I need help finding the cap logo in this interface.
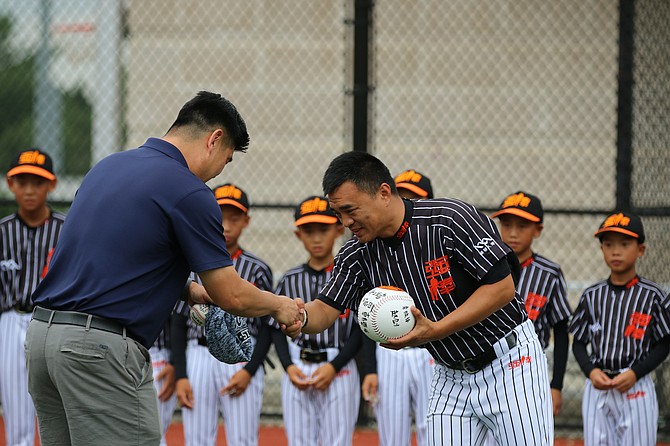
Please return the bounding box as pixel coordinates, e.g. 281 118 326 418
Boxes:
503 193 531 209
603 213 630 228
300 197 328 216
215 185 242 200
18 150 46 166
395 170 422 183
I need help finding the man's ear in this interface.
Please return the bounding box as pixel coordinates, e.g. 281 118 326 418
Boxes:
378 182 393 201
207 129 225 150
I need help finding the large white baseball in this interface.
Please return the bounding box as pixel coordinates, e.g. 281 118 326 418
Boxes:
357 286 416 342
189 304 209 326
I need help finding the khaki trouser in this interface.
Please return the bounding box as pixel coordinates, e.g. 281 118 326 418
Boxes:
25 317 160 446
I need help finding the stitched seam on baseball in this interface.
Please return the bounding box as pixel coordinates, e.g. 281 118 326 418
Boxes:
370 294 413 340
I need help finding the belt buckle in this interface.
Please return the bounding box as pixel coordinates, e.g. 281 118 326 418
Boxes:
462 358 479 374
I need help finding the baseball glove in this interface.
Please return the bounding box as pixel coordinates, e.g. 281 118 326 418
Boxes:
204 306 253 363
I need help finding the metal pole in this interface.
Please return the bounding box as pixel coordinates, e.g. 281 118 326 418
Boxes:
616 0 635 211
352 0 372 152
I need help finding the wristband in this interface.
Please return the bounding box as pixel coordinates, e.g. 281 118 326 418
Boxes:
302 308 308 329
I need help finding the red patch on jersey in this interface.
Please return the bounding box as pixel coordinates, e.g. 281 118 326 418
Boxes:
624 312 652 340
339 308 351 319
525 293 548 321
424 255 455 301
336 369 351 377
508 356 532 370
41 248 55 279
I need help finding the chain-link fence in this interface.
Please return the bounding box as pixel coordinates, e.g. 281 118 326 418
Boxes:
0 0 668 438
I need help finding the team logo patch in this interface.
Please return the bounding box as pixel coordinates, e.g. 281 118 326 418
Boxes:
423 255 455 301
508 356 532 370
624 312 651 340
0 259 20 271
474 238 495 254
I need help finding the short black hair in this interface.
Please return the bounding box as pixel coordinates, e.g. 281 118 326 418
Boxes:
168 91 250 152
322 152 397 196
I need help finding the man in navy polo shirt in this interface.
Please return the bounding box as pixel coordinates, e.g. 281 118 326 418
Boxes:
24 91 303 445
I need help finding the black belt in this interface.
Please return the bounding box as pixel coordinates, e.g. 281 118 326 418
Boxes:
601 368 620 379
300 348 328 363
445 330 518 374
13 302 35 314
197 336 208 347
32 306 127 337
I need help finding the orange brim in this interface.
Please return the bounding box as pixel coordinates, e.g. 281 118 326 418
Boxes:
396 183 428 197
594 227 640 239
294 215 339 226
491 208 540 223
7 166 56 181
217 199 248 213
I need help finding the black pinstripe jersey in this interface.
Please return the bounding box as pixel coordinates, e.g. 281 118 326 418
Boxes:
569 276 670 371
319 198 527 365
174 248 273 341
275 263 357 350
518 254 571 349
152 323 170 350
0 211 66 311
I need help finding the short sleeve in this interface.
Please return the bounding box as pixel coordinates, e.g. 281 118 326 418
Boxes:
319 241 371 311
170 188 233 272
569 294 591 343
547 269 572 326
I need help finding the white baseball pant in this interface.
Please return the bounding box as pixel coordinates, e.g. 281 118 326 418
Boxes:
0 310 37 446
149 346 177 446
282 343 360 446
375 346 434 446
427 320 553 446
582 373 657 446
182 339 264 446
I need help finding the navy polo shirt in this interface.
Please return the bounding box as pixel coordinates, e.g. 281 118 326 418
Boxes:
32 138 233 348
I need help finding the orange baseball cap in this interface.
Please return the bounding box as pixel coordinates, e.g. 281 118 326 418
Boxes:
7 149 56 181
294 196 339 226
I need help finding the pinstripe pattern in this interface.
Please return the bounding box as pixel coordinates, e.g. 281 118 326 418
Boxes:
276 265 360 446
375 346 434 446
0 211 64 446
275 264 356 350
149 345 177 446
581 375 658 446
0 212 65 310
569 277 670 371
282 344 360 446
320 199 526 364
182 249 272 446
518 254 571 349
427 321 552 446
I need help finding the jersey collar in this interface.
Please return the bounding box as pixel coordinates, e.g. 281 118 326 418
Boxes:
141 138 188 168
304 262 334 275
382 198 414 248
607 275 639 290
520 255 535 269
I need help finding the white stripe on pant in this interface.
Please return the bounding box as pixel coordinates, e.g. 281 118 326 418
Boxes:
149 346 177 446
0 310 37 446
282 343 360 446
582 373 657 446
182 339 264 446
427 320 554 446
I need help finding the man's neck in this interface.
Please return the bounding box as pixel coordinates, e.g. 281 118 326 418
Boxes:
380 196 408 239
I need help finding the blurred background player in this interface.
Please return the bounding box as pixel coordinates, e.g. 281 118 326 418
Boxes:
491 191 571 416
360 169 435 446
171 183 274 446
569 211 670 446
150 321 177 446
271 196 362 446
1 149 64 446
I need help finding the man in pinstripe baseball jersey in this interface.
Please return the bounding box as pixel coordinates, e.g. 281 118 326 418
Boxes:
1 149 64 446
283 152 554 446
272 196 363 446
360 169 436 446
569 211 670 446
492 191 572 416
171 183 275 446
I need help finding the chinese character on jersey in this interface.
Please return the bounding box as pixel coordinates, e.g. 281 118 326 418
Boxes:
624 312 652 340
525 292 548 321
424 255 455 301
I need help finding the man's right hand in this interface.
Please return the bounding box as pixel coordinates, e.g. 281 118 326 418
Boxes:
273 295 303 329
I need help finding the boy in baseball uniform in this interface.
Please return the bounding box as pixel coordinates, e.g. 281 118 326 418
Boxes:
569 211 670 446
1 149 64 446
272 196 362 446
492 191 572 415
171 183 274 446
